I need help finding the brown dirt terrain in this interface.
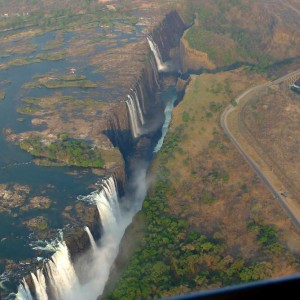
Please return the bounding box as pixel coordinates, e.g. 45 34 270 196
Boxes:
241 82 300 214
176 0 300 68
148 69 300 285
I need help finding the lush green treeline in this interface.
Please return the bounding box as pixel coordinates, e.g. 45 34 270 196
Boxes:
19 135 104 167
106 126 283 299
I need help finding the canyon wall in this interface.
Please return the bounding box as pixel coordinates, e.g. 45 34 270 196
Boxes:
150 10 187 62
19 9 187 299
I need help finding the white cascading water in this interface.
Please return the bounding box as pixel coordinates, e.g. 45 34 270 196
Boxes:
15 175 142 300
147 35 168 72
84 226 97 251
149 54 161 88
14 32 168 300
137 82 146 112
44 241 79 300
154 91 177 153
16 230 80 300
126 94 141 138
31 270 47 300
67 175 138 299
15 279 33 300
132 89 145 125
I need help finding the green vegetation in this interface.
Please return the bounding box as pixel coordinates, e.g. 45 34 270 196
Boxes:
21 97 41 104
248 222 284 255
36 51 66 61
22 74 97 89
22 82 41 89
230 99 237 106
185 27 218 62
43 79 97 88
7 58 41 67
108 149 273 299
0 90 5 100
182 0 275 67
19 135 104 168
159 125 185 161
107 70 298 298
17 105 40 114
182 111 190 123
0 2 132 33
43 34 64 50
202 168 229 184
36 219 48 230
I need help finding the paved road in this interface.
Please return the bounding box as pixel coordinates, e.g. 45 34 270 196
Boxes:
220 69 300 230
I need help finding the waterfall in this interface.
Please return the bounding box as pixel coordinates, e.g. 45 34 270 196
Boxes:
132 89 145 125
16 231 79 300
149 55 160 87
147 35 167 72
126 94 141 139
44 241 79 300
126 86 146 139
72 176 131 298
16 279 33 300
154 89 177 153
137 81 146 113
84 226 97 251
15 176 128 300
31 270 48 300
94 176 121 235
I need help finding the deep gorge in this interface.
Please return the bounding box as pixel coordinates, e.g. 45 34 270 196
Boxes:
12 10 187 300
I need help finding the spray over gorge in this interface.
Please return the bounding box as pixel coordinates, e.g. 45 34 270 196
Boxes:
0 1 186 298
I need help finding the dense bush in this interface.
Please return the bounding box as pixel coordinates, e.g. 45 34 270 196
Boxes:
19 135 104 167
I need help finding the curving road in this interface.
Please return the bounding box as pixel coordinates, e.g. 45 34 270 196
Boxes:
220 69 300 230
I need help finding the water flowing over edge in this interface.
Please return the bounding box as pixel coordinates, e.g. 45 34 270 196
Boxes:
14 29 176 300
15 174 147 300
147 35 169 72
154 92 177 153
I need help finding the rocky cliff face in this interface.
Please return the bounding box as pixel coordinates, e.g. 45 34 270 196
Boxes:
104 10 187 160
150 10 187 63
104 50 162 158
18 8 187 298
179 38 216 73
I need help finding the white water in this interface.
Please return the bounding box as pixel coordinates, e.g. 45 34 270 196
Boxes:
133 89 145 125
147 35 168 72
63 175 143 299
149 55 160 87
137 83 145 112
15 173 146 300
14 33 171 298
84 226 97 251
16 230 79 300
31 270 47 300
44 241 79 300
15 279 33 300
154 92 177 153
126 96 140 138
